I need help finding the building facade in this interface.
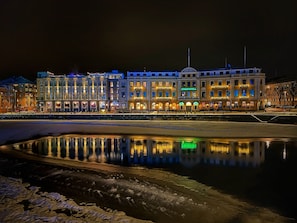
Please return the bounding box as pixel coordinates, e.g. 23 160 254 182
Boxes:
127 66 265 112
126 71 179 111
265 80 297 108
0 76 37 113
35 66 265 113
36 70 125 112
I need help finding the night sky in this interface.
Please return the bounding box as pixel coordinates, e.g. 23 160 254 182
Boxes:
0 0 296 81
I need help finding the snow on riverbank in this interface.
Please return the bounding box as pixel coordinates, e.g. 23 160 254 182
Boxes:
0 175 152 223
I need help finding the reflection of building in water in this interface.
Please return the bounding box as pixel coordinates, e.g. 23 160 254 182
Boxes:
179 139 265 167
128 136 179 165
13 135 126 164
13 135 265 167
13 135 180 165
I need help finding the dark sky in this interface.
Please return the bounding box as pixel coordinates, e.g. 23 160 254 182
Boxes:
0 0 296 81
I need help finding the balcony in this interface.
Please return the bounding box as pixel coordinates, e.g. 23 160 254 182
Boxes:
210 85 229 89
133 86 144 90
155 97 173 100
210 96 229 100
155 86 173 89
239 95 250 99
131 96 145 100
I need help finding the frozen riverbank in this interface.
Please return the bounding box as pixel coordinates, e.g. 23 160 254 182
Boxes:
0 120 297 146
0 154 293 223
0 175 152 223
1 120 297 222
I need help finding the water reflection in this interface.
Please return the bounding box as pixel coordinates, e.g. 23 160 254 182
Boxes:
12 134 268 168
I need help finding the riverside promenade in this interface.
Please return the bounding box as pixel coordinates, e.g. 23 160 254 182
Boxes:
1 111 297 124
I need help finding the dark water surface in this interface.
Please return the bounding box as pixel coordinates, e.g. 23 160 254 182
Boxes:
9 134 297 221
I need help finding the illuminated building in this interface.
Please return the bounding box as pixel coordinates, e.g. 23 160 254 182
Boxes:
0 86 9 113
127 66 265 112
126 71 179 111
0 76 37 113
265 80 297 107
36 70 126 112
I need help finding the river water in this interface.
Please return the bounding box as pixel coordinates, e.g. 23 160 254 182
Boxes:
7 134 297 222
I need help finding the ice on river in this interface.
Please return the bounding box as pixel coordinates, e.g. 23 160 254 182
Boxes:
0 175 152 223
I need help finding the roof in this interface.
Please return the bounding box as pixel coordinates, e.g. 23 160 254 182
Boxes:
0 76 34 85
180 66 198 73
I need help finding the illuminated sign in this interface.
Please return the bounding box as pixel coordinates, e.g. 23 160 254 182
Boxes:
181 87 197 91
181 141 197 150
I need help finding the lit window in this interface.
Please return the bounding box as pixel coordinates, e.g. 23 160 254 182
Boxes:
242 89 246 96
234 90 239 97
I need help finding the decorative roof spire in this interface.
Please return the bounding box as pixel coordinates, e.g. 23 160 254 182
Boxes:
187 48 191 67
